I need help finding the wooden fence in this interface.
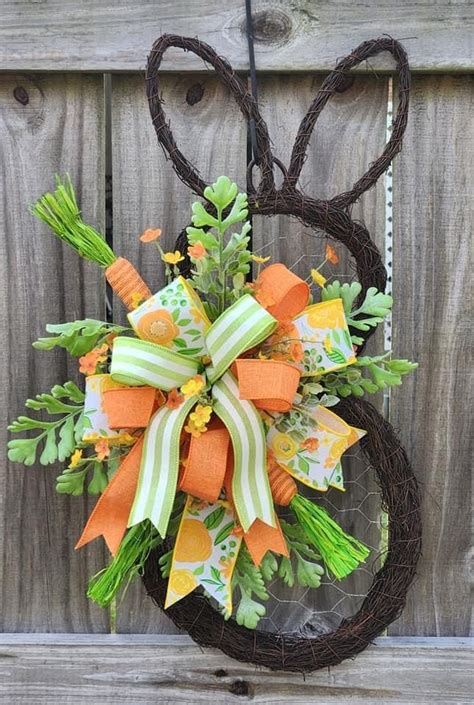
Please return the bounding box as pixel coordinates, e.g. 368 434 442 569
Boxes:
0 2 472 703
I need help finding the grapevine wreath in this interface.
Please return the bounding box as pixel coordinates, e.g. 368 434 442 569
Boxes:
9 35 422 672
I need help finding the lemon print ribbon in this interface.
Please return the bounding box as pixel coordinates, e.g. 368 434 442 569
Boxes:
165 496 242 615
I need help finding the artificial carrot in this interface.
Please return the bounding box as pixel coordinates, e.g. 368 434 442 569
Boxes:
31 175 151 311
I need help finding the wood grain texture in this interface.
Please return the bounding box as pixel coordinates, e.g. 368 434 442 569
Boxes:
111 73 247 630
0 1 473 73
251 74 388 629
0 74 109 632
0 635 472 704
389 75 473 636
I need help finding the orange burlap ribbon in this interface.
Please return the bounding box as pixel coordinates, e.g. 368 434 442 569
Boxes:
75 436 144 555
257 263 310 321
178 418 230 502
102 387 159 428
235 359 301 412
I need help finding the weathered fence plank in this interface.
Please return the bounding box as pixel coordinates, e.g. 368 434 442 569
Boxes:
389 75 473 636
0 635 472 704
0 1 473 73
110 73 247 631
0 74 108 632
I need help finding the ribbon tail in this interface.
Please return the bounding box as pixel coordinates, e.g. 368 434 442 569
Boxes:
128 396 197 537
244 517 289 567
212 371 275 532
75 436 144 556
165 496 242 615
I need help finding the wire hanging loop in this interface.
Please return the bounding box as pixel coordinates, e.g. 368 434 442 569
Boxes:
245 0 260 166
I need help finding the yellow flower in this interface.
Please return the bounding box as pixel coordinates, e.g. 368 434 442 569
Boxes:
270 432 298 460
184 418 208 438
189 404 212 428
130 291 145 309
181 375 205 398
162 250 185 265
251 254 271 264
68 449 83 469
311 269 327 287
168 569 198 596
323 334 333 353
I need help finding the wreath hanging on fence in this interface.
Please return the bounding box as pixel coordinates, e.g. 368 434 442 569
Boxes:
9 34 422 672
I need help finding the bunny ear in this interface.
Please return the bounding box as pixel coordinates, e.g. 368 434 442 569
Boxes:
146 34 275 197
285 37 410 208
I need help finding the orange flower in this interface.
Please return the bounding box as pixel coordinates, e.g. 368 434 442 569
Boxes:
136 309 179 346
79 352 99 375
94 438 110 461
78 344 108 375
140 227 162 243
290 341 304 363
166 388 184 409
187 242 207 260
325 243 339 265
94 343 109 359
301 437 319 452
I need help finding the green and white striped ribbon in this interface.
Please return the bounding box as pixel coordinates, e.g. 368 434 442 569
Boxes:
212 371 275 531
205 295 277 383
110 337 200 391
128 395 197 536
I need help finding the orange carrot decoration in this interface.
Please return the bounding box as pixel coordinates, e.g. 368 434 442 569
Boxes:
105 257 151 311
31 175 151 311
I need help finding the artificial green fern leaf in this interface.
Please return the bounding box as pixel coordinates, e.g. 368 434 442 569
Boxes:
33 319 128 357
8 382 85 467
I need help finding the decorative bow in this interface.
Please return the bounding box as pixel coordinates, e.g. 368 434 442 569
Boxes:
76 264 358 611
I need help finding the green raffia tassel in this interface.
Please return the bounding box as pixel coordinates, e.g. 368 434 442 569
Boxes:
31 175 116 267
87 521 161 608
290 494 370 580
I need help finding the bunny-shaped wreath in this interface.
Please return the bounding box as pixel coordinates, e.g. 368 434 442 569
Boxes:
141 34 421 671
7 33 421 674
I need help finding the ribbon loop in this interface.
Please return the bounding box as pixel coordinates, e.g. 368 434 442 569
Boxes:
111 336 200 391
256 263 310 321
234 358 301 412
205 295 277 383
